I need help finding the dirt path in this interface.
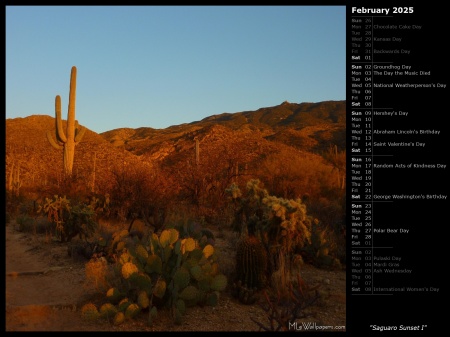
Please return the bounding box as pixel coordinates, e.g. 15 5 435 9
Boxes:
4 221 346 332
5 222 112 331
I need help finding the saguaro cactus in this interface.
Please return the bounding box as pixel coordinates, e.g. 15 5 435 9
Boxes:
8 161 22 196
7 161 14 193
195 137 200 165
47 66 86 177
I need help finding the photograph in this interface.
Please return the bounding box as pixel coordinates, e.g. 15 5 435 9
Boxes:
6 3 447 335
5 4 344 333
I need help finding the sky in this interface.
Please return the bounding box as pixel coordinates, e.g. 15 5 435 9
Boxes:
6 6 346 134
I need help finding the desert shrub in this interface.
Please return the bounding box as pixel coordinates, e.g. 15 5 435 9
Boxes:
302 223 342 270
257 149 331 200
37 195 98 242
33 216 54 234
5 190 26 217
108 163 173 231
85 257 113 293
250 273 321 331
15 214 35 232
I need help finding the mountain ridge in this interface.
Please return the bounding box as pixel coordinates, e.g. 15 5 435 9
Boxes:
5 100 346 196
99 100 346 156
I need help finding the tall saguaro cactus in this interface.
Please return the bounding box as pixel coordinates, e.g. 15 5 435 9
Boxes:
195 137 200 165
8 160 22 197
47 66 86 177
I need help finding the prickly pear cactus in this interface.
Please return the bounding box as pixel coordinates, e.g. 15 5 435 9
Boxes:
137 290 150 309
81 303 100 321
106 287 122 304
93 226 228 326
121 261 139 279
124 303 141 319
99 303 118 319
114 311 125 325
118 298 131 312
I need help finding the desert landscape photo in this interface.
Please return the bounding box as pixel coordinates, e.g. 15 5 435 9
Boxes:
5 6 346 332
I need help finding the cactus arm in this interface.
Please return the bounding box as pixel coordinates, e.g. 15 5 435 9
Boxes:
74 125 86 143
66 66 77 140
47 130 63 150
55 95 67 143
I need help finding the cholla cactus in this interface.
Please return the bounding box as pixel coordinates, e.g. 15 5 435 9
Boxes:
228 179 313 255
46 66 86 177
227 179 315 294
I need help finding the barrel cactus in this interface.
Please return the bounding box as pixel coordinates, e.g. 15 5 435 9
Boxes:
235 235 268 289
234 234 268 304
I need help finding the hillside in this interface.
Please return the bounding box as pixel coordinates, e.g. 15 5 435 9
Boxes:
100 100 346 160
5 100 346 202
5 115 148 197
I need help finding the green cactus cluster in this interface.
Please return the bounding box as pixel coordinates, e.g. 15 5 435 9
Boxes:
92 227 227 326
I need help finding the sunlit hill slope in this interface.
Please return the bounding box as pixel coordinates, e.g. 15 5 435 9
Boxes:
5 100 346 202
